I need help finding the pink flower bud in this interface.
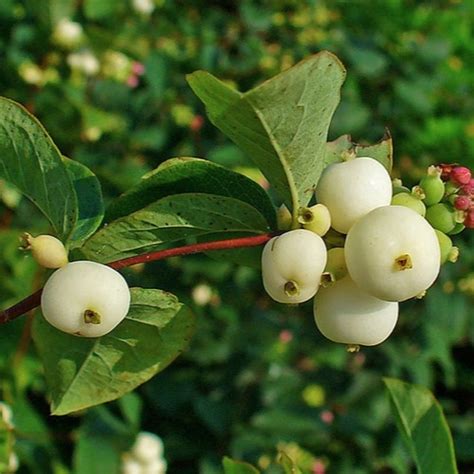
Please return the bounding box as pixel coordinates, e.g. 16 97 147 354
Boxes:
190 114 204 132
454 195 471 211
320 410 334 424
461 178 474 196
132 61 145 75
312 460 326 474
279 329 293 344
464 208 474 229
451 166 472 186
126 75 139 88
438 163 457 181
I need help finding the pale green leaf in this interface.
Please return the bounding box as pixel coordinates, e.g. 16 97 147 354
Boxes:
188 52 346 212
33 288 195 416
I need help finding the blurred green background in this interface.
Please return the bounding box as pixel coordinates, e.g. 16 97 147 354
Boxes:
0 0 473 473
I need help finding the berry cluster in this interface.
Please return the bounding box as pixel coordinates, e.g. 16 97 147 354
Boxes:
262 157 472 350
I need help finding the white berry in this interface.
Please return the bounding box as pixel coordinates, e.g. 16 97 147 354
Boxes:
131 432 164 465
262 229 327 304
314 276 399 346
315 157 392 234
345 205 441 302
121 456 142 474
41 261 130 337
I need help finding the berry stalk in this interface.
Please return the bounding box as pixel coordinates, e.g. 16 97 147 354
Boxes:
0 233 274 324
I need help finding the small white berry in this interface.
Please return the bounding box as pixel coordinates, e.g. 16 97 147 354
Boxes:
21 233 68 269
315 157 392 234
41 261 130 337
262 229 327 304
344 205 441 301
314 276 399 346
131 432 164 465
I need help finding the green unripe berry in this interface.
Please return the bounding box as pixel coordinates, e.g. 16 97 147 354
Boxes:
392 178 410 196
321 247 347 287
390 192 426 216
277 205 292 231
21 233 68 269
435 230 453 264
425 203 456 233
420 167 445 206
298 204 331 237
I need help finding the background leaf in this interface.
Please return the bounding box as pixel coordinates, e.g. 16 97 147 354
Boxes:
222 457 260 474
383 378 458 474
0 97 77 239
33 288 195 416
188 52 346 212
106 157 276 229
63 157 104 247
81 193 270 263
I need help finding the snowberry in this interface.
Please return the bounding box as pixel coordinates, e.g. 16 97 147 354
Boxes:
121 456 142 474
131 432 164 465
41 261 130 337
314 276 399 346
262 229 327 304
298 204 331 236
315 157 392 234
425 203 457 233
21 233 68 269
390 192 426 216
419 166 445 206
142 458 167 474
345 206 441 302
276 204 292 230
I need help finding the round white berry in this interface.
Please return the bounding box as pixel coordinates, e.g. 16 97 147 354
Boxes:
345 205 441 302
262 229 327 304
314 276 399 346
315 157 392 234
41 261 130 337
131 432 164 465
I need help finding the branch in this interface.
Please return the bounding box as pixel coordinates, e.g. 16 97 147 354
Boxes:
0 233 273 324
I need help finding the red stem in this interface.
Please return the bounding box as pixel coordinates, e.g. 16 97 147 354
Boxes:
0 233 273 324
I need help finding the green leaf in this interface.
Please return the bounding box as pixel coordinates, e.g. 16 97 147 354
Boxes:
277 451 303 474
63 157 104 247
106 157 276 229
73 407 131 474
188 51 346 212
324 131 393 171
81 193 270 263
222 457 260 474
383 378 458 474
0 97 77 239
83 0 121 19
33 288 195 416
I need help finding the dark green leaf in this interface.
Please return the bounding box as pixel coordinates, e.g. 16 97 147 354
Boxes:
106 157 276 229
188 52 346 211
222 456 260 474
383 378 458 474
0 97 77 239
82 193 270 263
33 288 195 416
63 157 104 247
